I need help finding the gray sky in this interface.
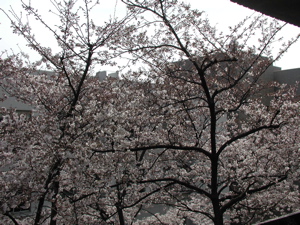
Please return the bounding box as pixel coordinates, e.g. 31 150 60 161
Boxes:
1 0 300 70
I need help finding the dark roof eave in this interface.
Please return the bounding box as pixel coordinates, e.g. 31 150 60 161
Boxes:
231 0 300 27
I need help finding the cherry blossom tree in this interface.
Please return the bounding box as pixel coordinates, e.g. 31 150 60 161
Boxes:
0 0 300 225
0 0 149 224
98 0 299 224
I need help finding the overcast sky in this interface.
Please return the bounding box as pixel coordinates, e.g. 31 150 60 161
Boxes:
1 0 300 70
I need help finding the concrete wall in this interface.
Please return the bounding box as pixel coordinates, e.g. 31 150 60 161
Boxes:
274 68 300 96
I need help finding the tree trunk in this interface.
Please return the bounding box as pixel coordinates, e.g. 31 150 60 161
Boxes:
116 203 125 225
50 180 59 225
34 160 60 225
212 202 224 225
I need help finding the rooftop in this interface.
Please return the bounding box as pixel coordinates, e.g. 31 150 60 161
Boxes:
231 0 300 27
